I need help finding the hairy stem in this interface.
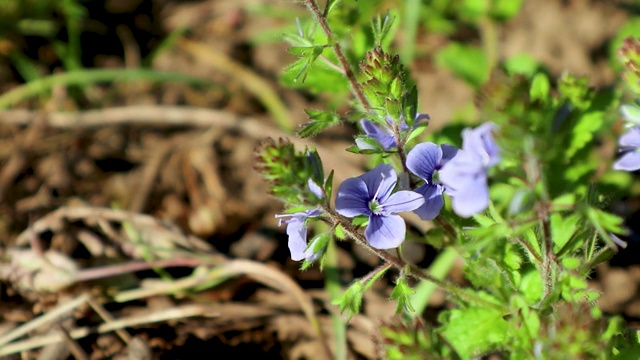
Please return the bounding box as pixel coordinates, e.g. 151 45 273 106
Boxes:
324 207 506 312
524 137 556 301
302 0 370 110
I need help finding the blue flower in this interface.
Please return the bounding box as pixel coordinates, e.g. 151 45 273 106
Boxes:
276 208 323 261
356 113 430 151
439 123 500 217
335 164 425 249
614 126 640 171
406 142 459 220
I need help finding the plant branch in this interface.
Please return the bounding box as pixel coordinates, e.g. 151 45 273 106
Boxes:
323 207 506 312
302 0 370 110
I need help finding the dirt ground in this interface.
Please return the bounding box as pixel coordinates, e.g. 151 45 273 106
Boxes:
0 0 638 359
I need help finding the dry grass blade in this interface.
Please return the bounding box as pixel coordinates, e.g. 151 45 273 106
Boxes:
0 293 90 348
0 303 220 356
0 107 375 214
213 259 334 360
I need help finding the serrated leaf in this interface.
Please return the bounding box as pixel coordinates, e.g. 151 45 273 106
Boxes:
438 307 509 358
551 213 580 253
298 109 341 137
371 10 396 46
335 281 364 320
390 277 415 313
565 111 604 159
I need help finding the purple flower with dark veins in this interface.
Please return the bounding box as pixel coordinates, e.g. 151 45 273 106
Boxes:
439 123 500 217
613 126 640 171
275 208 323 261
335 164 425 249
356 113 430 151
406 142 459 220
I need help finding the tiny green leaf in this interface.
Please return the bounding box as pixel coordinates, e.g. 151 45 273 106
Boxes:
390 277 416 313
530 72 550 103
335 281 365 320
298 109 341 137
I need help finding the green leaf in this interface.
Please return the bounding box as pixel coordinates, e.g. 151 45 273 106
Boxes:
363 265 391 291
298 109 341 137
460 0 489 23
435 42 489 87
406 123 429 143
438 307 510 358
301 233 331 270
280 56 348 94
550 213 581 253
504 53 540 77
324 170 334 200
490 0 524 21
565 111 604 159
518 270 543 303
530 72 550 103
371 10 396 46
335 281 364 320
390 277 415 313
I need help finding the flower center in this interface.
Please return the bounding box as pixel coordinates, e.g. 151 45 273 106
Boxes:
369 199 384 215
431 169 441 184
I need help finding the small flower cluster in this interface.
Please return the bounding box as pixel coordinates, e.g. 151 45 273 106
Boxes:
277 120 500 261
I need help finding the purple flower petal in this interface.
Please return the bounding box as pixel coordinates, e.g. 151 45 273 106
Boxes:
614 151 640 171
308 178 324 199
360 120 396 150
462 122 500 167
440 144 459 164
382 190 425 213
335 178 371 217
439 150 485 193
286 218 308 261
407 142 442 181
619 127 640 148
449 178 490 218
415 113 431 124
276 209 322 261
413 184 444 220
360 164 397 203
365 214 406 249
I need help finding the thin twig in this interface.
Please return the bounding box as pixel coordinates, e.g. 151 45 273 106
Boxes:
0 294 90 348
302 0 370 110
323 207 506 312
54 324 89 360
85 298 131 345
0 304 220 356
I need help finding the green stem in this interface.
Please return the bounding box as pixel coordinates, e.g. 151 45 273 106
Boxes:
479 17 498 73
401 0 421 64
324 207 506 312
409 247 459 316
302 0 370 110
324 236 347 360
